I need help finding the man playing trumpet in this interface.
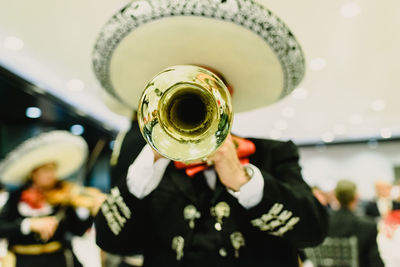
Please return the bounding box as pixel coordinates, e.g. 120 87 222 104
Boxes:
92 1 329 266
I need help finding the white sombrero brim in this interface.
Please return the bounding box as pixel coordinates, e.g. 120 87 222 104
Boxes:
0 131 88 186
93 0 305 115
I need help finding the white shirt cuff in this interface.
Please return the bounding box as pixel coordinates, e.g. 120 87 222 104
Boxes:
20 218 31 235
126 145 170 199
228 164 264 209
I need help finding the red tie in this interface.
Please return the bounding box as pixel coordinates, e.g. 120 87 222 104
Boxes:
174 136 256 177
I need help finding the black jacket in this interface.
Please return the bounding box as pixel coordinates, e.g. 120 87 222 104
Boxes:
328 208 384 267
95 138 328 267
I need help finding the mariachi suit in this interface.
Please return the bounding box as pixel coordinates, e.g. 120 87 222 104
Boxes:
95 138 329 267
0 185 93 267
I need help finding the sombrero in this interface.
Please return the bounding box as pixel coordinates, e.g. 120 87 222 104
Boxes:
0 131 88 186
92 0 305 116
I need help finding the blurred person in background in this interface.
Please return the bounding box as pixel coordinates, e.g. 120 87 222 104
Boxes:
365 180 400 220
390 181 400 202
329 179 384 267
0 131 105 267
376 181 400 267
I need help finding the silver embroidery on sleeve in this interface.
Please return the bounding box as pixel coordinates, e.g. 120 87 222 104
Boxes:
111 187 132 218
101 187 132 235
251 203 300 236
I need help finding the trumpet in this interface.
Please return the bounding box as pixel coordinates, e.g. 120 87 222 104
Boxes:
137 65 233 162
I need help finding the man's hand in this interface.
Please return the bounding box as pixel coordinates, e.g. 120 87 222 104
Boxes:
208 135 249 191
29 216 59 241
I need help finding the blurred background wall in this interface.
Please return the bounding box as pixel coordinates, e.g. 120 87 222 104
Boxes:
300 141 400 199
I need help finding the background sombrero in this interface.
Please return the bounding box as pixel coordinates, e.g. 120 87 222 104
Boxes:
0 131 88 186
92 0 305 116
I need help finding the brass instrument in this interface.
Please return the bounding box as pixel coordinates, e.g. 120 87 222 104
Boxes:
138 65 233 162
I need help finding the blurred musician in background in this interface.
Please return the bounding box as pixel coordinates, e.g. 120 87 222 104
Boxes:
0 131 105 267
329 179 384 267
365 180 400 220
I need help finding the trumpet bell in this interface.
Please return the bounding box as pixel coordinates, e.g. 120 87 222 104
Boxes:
138 65 232 162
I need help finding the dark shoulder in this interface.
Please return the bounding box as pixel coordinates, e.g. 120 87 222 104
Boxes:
355 215 378 233
329 209 355 224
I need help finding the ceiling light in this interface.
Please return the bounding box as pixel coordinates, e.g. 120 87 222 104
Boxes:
322 132 335 143
334 124 346 135
340 2 361 18
70 124 85 135
371 99 385 111
349 114 363 124
292 88 308 99
380 128 392 139
269 129 281 140
3 36 24 51
282 107 296 118
275 119 288 130
66 79 85 91
309 58 326 71
25 107 42 118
